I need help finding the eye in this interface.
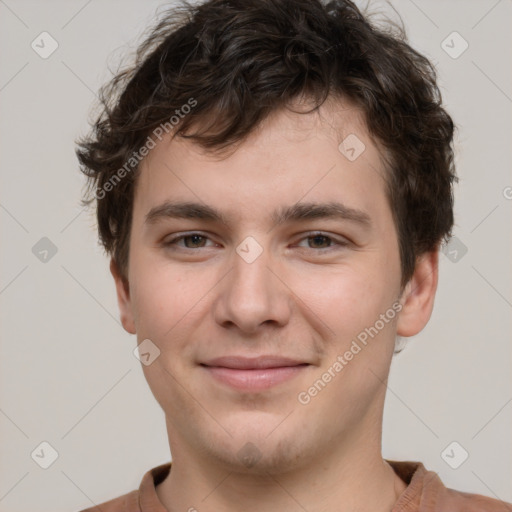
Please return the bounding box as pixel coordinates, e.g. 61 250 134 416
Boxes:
295 232 348 251
163 232 217 249
162 231 349 253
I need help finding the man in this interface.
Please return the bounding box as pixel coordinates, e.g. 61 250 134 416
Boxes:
76 0 511 510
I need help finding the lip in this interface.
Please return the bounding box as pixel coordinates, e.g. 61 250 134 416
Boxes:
201 355 307 369
200 356 309 391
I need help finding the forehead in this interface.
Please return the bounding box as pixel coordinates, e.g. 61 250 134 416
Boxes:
133 99 389 227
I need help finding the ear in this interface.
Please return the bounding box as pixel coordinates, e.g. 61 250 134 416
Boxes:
397 250 439 337
110 259 136 334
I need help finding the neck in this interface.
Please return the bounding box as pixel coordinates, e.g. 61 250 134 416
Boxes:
156 427 406 512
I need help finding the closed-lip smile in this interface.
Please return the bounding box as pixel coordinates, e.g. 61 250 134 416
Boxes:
200 355 310 391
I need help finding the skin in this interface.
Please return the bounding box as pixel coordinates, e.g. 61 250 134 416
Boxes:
111 97 438 512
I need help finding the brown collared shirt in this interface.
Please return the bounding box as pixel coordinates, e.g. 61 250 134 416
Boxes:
79 460 512 512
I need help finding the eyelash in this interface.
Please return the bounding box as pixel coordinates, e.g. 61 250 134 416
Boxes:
163 231 349 252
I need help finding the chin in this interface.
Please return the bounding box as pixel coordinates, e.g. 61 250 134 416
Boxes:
204 420 312 475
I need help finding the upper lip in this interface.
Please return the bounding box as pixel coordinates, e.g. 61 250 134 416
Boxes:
201 356 308 370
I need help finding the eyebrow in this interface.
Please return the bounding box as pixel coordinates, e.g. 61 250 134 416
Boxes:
144 200 371 228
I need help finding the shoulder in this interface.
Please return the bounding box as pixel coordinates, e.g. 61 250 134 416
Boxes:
74 463 171 512
76 489 139 512
440 487 512 512
387 460 512 512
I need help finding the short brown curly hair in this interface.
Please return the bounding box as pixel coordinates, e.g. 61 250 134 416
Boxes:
76 0 456 287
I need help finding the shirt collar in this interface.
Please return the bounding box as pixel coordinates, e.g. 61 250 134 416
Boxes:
137 459 432 511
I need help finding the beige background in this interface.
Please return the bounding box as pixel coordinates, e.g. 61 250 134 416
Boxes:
0 1 511 510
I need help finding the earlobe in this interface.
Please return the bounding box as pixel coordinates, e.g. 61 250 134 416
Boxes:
110 259 136 334
396 250 439 338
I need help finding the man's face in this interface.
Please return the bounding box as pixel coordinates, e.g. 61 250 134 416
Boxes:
116 101 414 473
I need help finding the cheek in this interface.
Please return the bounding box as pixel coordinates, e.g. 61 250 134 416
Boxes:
128 255 218 364
130 264 199 407
290 259 398 338
128 253 187 339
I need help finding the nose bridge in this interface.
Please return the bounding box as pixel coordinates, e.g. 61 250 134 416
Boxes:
213 236 290 332
233 240 272 294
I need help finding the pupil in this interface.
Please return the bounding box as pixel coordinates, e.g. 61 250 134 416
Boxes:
312 235 329 248
187 235 203 247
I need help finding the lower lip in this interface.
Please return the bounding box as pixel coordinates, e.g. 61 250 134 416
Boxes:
202 365 308 391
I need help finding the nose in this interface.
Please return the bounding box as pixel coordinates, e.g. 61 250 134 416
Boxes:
212 243 292 334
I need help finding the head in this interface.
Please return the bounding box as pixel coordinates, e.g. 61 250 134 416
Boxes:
77 0 455 474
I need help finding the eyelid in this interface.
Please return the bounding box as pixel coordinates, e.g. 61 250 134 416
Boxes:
163 231 217 248
162 230 350 251
293 231 350 250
